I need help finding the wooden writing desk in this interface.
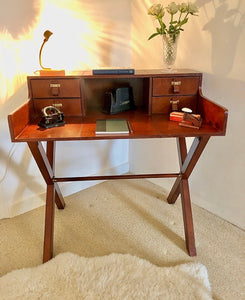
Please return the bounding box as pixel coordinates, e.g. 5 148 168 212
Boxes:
8 69 228 262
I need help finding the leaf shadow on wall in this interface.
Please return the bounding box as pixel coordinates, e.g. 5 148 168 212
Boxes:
196 0 245 76
0 0 41 38
94 22 115 67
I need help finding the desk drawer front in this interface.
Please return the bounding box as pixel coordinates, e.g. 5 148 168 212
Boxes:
152 96 197 114
33 98 83 116
152 77 199 96
29 78 81 98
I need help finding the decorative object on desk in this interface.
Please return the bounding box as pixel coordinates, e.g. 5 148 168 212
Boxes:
38 106 65 129
95 119 130 135
93 68 135 75
103 86 136 115
182 107 193 114
148 2 199 70
170 108 202 129
162 33 179 69
38 30 65 76
170 111 184 122
179 107 202 129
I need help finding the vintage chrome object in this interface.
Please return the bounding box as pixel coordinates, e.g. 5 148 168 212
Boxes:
38 106 65 129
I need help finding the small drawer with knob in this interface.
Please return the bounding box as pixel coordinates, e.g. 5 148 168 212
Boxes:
28 78 81 99
32 98 83 117
152 96 197 114
152 76 200 96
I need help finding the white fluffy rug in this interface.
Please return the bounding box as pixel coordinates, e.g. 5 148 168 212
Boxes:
0 252 212 299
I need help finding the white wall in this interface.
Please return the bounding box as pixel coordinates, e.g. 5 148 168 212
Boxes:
130 0 245 229
0 0 131 219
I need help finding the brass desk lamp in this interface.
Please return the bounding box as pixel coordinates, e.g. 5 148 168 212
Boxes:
38 30 65 76
39 30 53 70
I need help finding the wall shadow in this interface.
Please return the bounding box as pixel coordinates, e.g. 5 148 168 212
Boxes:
0 84 45 216
195 0 245 76
0 0 41 38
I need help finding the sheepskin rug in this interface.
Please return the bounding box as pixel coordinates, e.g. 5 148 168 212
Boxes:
0 252 212 299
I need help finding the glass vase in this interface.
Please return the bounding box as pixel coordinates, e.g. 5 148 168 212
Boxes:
162 34 179 70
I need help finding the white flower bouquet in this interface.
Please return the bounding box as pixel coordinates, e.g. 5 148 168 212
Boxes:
148 2 199 41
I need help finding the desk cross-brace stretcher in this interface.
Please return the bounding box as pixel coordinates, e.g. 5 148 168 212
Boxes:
28 135 210 263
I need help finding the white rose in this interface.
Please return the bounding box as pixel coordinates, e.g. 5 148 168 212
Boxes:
178 3 188 13
166 2 179 15
148 4 165 18
187 2 199 14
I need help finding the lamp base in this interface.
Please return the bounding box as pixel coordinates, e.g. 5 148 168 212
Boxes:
39 69 65 76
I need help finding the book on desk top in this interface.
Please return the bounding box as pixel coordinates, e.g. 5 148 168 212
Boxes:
92 68 135 75
95 119 130 135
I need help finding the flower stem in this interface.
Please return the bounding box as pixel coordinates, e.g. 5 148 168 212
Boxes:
178 12 182 23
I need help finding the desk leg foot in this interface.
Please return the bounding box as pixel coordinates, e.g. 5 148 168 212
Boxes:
180 179 196 256
43 184 55 263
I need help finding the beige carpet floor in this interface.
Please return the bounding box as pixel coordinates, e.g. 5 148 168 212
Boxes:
0 179 244 299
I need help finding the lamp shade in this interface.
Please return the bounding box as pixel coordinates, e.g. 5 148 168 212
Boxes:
43 30 53 42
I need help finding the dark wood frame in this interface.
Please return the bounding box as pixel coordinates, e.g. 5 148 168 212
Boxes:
8 70 228 262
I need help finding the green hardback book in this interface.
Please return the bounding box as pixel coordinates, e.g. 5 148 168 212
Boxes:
95 119 130 134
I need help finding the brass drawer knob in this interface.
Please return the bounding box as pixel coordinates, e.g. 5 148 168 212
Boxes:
171 80 181 93
50 83 61 96
50 83 61 88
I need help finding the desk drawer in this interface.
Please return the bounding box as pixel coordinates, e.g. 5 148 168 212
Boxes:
29 78 81 98
33 98 83 116
152 96 197 114
152 76 199 96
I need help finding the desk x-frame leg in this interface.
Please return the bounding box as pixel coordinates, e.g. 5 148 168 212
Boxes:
28 141 65 263
28 136 210 262
167 136 210 256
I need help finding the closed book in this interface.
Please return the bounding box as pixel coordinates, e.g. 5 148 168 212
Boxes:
92 68 135 75
95 119 130 135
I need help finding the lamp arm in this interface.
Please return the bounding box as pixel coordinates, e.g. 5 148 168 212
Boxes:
39 40 51 70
